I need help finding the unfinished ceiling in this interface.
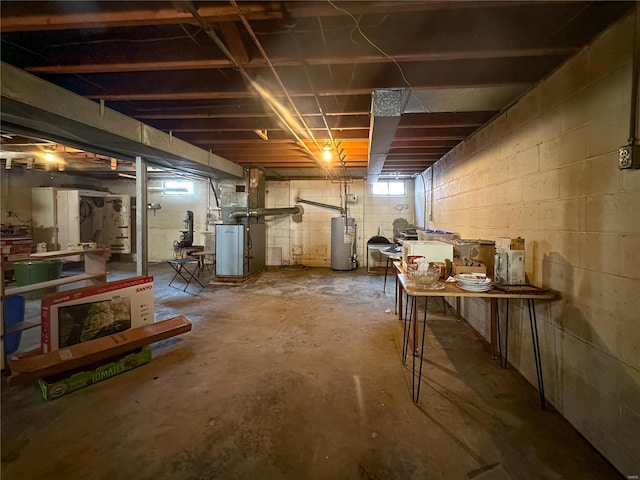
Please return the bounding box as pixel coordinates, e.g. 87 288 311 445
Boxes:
0 1 633 180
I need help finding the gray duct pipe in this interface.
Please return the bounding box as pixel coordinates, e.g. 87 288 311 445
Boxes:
228 206 303 221
295 197 346 215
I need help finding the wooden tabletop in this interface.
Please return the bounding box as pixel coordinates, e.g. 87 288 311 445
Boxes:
393 261 557 300
398 274 556 300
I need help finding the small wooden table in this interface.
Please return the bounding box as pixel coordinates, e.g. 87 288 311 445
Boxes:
190 250 215 275
393 262 556 407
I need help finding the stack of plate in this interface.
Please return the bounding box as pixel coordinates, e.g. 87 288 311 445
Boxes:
454 274 492 292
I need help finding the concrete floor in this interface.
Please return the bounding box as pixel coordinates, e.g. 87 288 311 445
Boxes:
1 263 621 479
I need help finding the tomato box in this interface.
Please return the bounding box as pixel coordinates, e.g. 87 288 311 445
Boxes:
38 346 152 400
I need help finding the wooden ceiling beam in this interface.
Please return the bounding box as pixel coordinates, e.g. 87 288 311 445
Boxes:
23 47 579 74
134 111 369 120
0 1 548 32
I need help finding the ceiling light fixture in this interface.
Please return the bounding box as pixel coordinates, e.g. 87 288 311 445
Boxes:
322 146 332 161
44 152 55 162
254 129 269 141
110 158 117 170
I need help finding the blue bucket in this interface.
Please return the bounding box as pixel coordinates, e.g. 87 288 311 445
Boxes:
4 295 25 356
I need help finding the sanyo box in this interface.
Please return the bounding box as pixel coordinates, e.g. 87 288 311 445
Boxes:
41 276 154 353
402 240 454 270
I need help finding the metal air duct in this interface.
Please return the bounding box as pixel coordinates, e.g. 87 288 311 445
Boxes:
227 206 303 221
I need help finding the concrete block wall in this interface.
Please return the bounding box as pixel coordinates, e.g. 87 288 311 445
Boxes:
416 13 639 475
265 179 414 267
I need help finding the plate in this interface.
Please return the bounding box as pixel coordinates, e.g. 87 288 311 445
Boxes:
457 283 491 292
455 276 491 286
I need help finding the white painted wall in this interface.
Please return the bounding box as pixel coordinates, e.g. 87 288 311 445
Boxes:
265 179 414 267
416 13 640 475
146 178 212 262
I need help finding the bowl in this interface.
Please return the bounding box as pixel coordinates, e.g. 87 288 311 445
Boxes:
409 267 441 288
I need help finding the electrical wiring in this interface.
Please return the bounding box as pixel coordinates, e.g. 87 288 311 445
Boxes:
8 212 31 223
79 200 93 224
327 0 414 91
326 0 429 113
1 39 108 93
48 29 203 48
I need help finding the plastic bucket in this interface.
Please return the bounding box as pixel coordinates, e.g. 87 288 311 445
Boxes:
14 259 64 300
3 295 25 356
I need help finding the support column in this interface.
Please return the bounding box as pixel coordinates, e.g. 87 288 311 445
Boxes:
136 156 148 276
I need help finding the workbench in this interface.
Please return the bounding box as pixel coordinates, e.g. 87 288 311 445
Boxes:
393 262 556 407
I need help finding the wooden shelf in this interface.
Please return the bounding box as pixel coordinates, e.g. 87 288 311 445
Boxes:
28 248 106 260
4 319 41 336
5 273 106 296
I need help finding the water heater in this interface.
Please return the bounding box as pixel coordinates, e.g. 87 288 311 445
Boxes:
331 217 356 271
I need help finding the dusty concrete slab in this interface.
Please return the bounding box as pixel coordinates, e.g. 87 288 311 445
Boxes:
1 264 621 479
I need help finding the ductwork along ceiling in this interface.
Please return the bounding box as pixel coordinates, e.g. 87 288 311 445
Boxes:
0 1 633 181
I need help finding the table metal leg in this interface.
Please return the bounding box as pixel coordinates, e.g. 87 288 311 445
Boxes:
402 296 413 365
398 278 404 321
527 299 546 409
383 258 390 292
168 268 181 287
412 296 429 403
496 299 510 368
394 272 398 315
491 298 499 359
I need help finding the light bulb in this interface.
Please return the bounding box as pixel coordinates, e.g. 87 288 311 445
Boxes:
45 152 55 162
322 147 332 161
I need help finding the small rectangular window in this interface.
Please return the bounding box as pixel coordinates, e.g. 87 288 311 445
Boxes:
163 180 193 195
372 180 405 197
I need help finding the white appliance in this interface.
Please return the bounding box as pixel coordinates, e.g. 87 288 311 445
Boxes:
494 249 525 284
32 187 108 256
106 195 131 254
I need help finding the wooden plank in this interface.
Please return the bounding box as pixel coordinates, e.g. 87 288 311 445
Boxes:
7 316 192 378
4 273 106 296
29 248 107 259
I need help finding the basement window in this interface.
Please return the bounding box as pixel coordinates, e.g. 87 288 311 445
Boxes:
372 180 405 197
162 180 193 195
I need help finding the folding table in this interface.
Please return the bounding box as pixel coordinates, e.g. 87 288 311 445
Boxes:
167 258 204 292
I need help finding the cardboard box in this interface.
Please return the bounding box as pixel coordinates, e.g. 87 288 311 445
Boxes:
495 236 525 250
511 237 525 250
38 346 152 400
402 240 453 271
1 235 34 261
453 265 487 276
41 276 155 353
9 315 191 377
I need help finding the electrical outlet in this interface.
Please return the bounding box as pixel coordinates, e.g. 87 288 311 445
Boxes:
618 144 640 169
